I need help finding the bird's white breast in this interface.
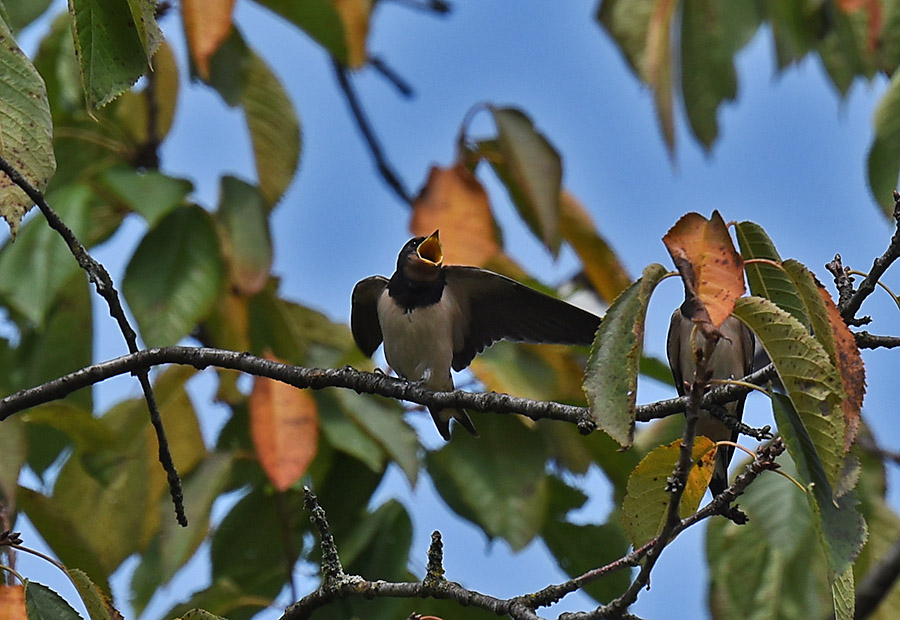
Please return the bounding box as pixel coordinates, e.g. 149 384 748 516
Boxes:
376 288 461 391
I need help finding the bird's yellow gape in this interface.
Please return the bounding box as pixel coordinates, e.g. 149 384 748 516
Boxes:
416 230 443 265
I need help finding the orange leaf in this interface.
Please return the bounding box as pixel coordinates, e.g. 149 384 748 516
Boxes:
182 0 236 80
411 164 501 266
0 585 26 620
333 0 372 69
250 353 318 491
663 211 745 332
818 287 865 450
559 191 631 303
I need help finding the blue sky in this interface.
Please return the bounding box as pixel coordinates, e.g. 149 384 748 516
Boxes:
11 2 900 619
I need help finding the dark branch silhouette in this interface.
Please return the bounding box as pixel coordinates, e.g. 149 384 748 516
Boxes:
0 153 186 526
332 59 413 206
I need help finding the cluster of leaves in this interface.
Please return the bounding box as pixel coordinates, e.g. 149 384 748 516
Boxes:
0 2 897 620
598 0 900 217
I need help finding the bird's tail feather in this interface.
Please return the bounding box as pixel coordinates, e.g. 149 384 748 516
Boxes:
708 442 734 497
430 407 478 440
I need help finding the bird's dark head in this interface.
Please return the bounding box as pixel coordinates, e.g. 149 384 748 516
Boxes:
398 230 443 282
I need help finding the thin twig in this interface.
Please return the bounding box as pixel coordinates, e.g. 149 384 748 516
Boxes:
0 154 185 526
369 56 414 97
331 58 413 205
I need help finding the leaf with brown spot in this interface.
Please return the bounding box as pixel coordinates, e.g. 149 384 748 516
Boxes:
0 585 26 620
182 0 235 80
663 211 745 334
622 437 716 547
411 164 500 267
332 0 372 69
250 352 318 491
559 191 631 304
818 286 865 451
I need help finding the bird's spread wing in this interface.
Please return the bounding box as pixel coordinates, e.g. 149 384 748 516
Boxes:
351 276 388 357
444 266 601 371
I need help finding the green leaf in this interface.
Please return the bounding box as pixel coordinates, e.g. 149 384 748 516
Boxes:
25 581 83 620
0 417 26 509
427 415 548 550
130 453 233 614
781 259 836 359
0 184 91 325
217 176 272 295
488 106 562 256
833 567 854 620
339 500 412 581
584 263 669 447
158 453 234 582
23 403 113 454
95 165 193 228
124 0 163 61
596 0 656 80
317 390 385 475
732 297 845 488
18 271 93 412
179 610 229 620
18 487 110 593
311 450 386 540
735 220 810 329
248 281 355 365
250 0 347 63
210 487 301 598
772 393 867 579
69 0 156 109
817 8 875 96
335 390 419 486
542 478 632 604
621 437 716 547
242 51 301 207
868 65 900 218
123 205 225 347
3 0 54 32
66 569 117 620
0 13 56 236
207 31 301 207
707 454 833 620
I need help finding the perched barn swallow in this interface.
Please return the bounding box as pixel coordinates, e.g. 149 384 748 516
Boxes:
351 230 601 440
666 302 755 497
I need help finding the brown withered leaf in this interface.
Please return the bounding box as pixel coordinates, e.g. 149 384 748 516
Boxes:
250 352 318 491
0 585 26 620
817 286 865 451
559 191 631 304
411 164 501 266
182 0 235 80
663 211 744 335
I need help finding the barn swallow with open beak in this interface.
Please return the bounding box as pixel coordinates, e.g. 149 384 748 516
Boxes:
351 230 602 440
666 300 755 497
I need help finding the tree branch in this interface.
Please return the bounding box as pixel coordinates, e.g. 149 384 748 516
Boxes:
0 346 775 442
829 190 900 325
853 331 900 350
280 439 785 620
0 153 185 526
332 58 413 205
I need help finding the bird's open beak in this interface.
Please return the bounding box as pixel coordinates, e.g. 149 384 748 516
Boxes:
416 230 443 266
